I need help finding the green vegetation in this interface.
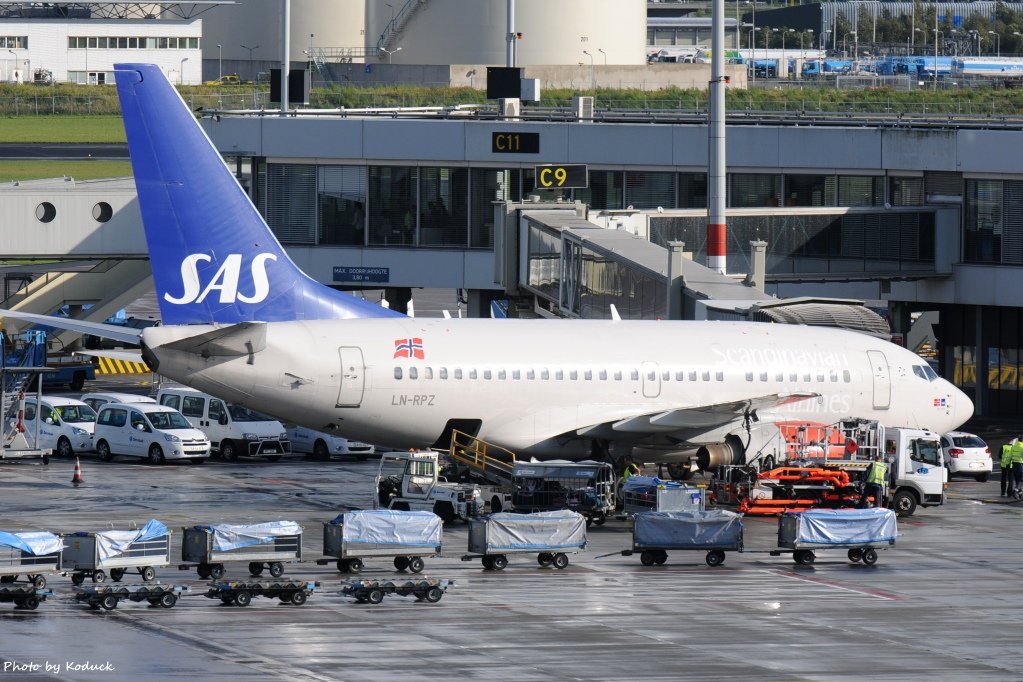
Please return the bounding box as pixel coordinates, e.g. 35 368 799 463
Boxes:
0 116 125 143
0 160 132 182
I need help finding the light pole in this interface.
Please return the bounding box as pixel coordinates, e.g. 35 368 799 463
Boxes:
380 46 401 63
179 56 188 84
217 43 222 82
241 44 260 80
822 28 831 52
6 49 16 82
582 49 595 90
745 0 756 82
597 47 607 65
990 31 1000 57
914 27 923 51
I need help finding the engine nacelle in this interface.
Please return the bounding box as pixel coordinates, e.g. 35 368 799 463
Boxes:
696 436 745 471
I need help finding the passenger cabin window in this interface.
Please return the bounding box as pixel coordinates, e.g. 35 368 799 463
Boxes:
661 371 670 381
497 370 506 380
513 370 521 380
570 370 578 380
675 371 684 381
716 372 724 381
410 367 419 380
599 370 607 380
527 369 536 380
689 371 697 381
585 370 592 380
555 370 564 380
843 370 851 382
541 369 550 380
394 367 403 380
424 367 433 380
454 368 463 380
181 396 204 418
702 371 710 382
614 371 622 380
439 368 448 380
483 370 492 380
830 371 838 382
759 372 768 382
631 370 640 380
469 369 478 379
790 373 797 382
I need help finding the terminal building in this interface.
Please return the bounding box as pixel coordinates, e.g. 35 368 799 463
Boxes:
3 108 1022 417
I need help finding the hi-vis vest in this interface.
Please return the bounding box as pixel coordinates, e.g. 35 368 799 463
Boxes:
1002 443 1014 468
866 462 888 485
1012 442 1023 465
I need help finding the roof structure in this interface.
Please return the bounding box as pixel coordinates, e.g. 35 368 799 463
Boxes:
0 1 232 20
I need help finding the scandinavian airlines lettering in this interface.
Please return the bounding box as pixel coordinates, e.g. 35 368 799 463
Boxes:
164 253 276 305
712 347 850 367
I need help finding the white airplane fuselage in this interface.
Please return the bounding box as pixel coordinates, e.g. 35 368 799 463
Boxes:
142 318 970 461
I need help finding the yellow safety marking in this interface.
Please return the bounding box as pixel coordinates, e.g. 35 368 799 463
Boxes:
95 357 151 375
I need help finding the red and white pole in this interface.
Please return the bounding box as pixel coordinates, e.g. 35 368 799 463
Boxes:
707 0 728 275
16 390 26 433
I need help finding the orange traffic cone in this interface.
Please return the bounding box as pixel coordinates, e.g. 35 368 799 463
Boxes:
71 457 84 486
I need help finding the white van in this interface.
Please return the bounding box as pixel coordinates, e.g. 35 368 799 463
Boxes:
156 386 291 461
93 403 210 464
285 424 376 461
80 392 157 414
21 397 96 457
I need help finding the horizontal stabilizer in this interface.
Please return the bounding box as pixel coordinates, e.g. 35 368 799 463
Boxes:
0 309 143 345
157 322 266 358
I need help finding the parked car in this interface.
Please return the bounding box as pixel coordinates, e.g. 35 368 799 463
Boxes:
285 424 375 461
93 403 210 464
80 392 156 414
156 386 290 461
941 431 992 482
20 396 96 457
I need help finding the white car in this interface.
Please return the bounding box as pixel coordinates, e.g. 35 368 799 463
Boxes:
21 397 96 457
941 432 993 482
93 403 210 464
285 424 376 461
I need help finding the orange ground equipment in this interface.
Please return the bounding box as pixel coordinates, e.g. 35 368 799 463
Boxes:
737 466 860 515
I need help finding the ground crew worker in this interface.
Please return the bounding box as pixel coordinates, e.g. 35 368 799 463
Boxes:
858 454 888 509
1001 440 1016 497
1011 437 1023 497
615 458 642 510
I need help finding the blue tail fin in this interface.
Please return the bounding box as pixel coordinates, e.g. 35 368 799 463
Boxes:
113 63 399 325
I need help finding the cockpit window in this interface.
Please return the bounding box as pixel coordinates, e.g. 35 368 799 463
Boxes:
913 365 939 382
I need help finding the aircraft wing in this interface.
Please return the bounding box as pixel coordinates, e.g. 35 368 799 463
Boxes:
73 349 144 363
0 309 143 345
577 392 819 437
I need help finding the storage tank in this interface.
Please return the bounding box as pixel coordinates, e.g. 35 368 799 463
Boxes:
199 0 365 63
366 0 646 66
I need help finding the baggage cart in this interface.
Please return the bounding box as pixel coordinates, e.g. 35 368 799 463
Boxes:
773 507 897 566
180 521 302 579
341 577 454 605
621 476 706 515
0 585 53 610
0 530 63 588
461 510 587 571
316 509 442 574
62 519 170 585
510 460 616 524
73 583 189 611
204 579 318 606
622 510 743 567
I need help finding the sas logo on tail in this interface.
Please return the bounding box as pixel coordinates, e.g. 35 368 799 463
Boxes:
165 253 276 305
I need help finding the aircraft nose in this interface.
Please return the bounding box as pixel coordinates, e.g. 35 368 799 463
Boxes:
952 383 974 430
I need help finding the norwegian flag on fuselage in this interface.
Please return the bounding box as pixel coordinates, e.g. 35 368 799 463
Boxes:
393 337 424 360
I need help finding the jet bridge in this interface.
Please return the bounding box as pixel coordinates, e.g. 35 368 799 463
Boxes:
497 201 890 335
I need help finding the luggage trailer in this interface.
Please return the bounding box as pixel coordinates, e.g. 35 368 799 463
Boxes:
63 528 171 584
461 511 587 571
180 524 302 579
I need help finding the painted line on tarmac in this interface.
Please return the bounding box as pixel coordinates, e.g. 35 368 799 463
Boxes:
777 569 905 600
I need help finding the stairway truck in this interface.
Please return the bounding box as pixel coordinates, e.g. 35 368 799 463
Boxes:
375 450 482 523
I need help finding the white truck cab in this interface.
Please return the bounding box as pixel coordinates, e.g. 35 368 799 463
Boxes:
375 450 482 523
93 402 210 463
285 424 375 461
21 396 96 457
156 386 291 461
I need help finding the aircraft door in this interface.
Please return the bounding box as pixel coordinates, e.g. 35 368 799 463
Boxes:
337 347 365 408
641 361 661 398
867 350 891 410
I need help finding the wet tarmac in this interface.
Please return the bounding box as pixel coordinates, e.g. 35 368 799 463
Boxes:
0 448 1020 681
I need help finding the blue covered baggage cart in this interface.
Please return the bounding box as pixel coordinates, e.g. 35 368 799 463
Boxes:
318 509 442 574
180 521 302 579
621 476 706 515
462 510 587 570
774 507 897 566
0 530 63 588
625 510 743 567
62 519 170 584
